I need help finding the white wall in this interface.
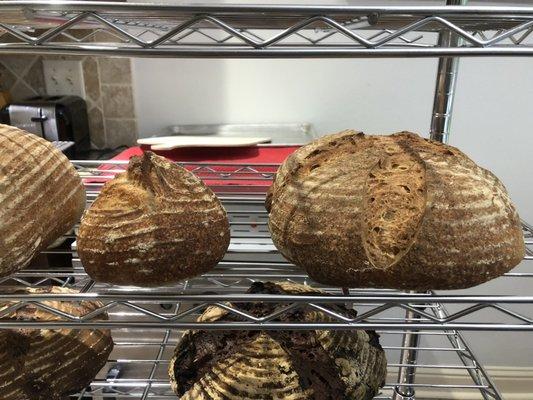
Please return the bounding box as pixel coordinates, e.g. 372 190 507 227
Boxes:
133 57 533 223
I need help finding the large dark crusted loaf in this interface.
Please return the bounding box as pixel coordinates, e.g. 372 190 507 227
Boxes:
266 131 525 290
0 124 85 278
169 281 387 400
78 151 230 286
0 287 113 400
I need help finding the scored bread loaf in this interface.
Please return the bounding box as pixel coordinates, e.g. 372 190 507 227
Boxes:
266 131 525 290
77 151 230 286
0 124 85 278
169 281 387 400
0 287 113 400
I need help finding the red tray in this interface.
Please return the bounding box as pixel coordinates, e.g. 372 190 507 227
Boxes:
90 145 299 194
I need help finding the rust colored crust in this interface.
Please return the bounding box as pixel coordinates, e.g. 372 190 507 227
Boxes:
77 151 230 286
267 131 525 290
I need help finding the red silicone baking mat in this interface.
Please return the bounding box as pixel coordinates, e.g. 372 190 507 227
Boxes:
90 145 300 193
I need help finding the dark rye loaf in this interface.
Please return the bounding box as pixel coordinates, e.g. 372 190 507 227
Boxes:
169 282 387 400
0 287 113 400
266 131 525 290
77 151 230 286
0 124 85 278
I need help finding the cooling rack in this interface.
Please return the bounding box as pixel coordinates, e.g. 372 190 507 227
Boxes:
0 160 531 400
2 2 533 399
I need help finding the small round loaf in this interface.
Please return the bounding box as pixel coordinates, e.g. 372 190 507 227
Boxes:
0 287 113 400
266 131 525 290
78 151 230 286
0 124 85 278
169 281 387 400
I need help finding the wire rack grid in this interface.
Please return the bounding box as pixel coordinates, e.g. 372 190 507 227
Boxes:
1 2 533 57
0 159 531 399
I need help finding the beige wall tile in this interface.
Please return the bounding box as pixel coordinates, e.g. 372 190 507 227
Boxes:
99 58 132 85
101 85 135 118
104 118 138 148
93 31 123 44
23 58 46 95
83 57 101 103
88 107 106 149
10 81 37 101
0 62 17 91
0 55 37 77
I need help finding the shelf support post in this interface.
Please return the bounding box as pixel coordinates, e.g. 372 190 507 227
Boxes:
392 306 421 400
430 0 468 144
395 2 469 398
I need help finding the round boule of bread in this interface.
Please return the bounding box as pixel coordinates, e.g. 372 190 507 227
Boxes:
77 151 230 286
0 124 86 278
169 281 387 400
266 131 525 290
0 286 113 400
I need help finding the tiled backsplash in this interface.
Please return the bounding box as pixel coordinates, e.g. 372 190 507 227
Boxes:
0 54 137 149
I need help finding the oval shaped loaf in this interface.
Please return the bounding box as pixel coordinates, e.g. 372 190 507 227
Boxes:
0 287 113 400
0 124 85 278
266 131 525 290
169 281 387 400
77 151 230 286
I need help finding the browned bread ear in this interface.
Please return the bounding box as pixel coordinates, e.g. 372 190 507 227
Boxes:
0 124 85 278
78 151 230 286
267 131 524 290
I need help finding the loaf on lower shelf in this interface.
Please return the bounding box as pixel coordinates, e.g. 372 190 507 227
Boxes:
0 124 86 279
0 287 113 400
266 131 525 290
169 281 387 400
77 151 230 286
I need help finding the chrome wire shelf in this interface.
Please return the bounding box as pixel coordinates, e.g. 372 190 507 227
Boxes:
1 2 533 57
0 160 528 400
70 327 501 399
0 160 531 333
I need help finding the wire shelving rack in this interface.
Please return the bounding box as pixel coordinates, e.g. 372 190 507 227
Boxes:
1 2 533 399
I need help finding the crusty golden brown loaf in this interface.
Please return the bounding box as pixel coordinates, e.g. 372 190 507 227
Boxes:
77 151 230 286
169 281 387 400
266 131 525 290
0 287 113 400
0 124 85 278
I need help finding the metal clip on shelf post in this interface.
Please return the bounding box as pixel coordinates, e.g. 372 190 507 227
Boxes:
394 1 468 399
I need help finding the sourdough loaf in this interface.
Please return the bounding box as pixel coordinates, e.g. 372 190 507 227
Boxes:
0 287 113 400
0 124 85 278
266 131 525 290
77 151 230 286
169 281 387 400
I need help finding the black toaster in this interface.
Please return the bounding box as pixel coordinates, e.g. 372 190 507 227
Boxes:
0 95 91 156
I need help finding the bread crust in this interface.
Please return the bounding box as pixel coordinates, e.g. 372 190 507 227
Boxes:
267 131 525 290
0 287 113 400
0 124 85 278
77 151 230 286
168 282 387 400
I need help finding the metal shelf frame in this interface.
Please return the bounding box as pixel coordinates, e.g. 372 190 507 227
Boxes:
0 160 531 400
1 2 533 58
2 1 533 399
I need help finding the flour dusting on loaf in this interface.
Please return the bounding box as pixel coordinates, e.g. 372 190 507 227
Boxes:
0 287 113 400
267 131 524 290
77 151 230 286
0 124 85 278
